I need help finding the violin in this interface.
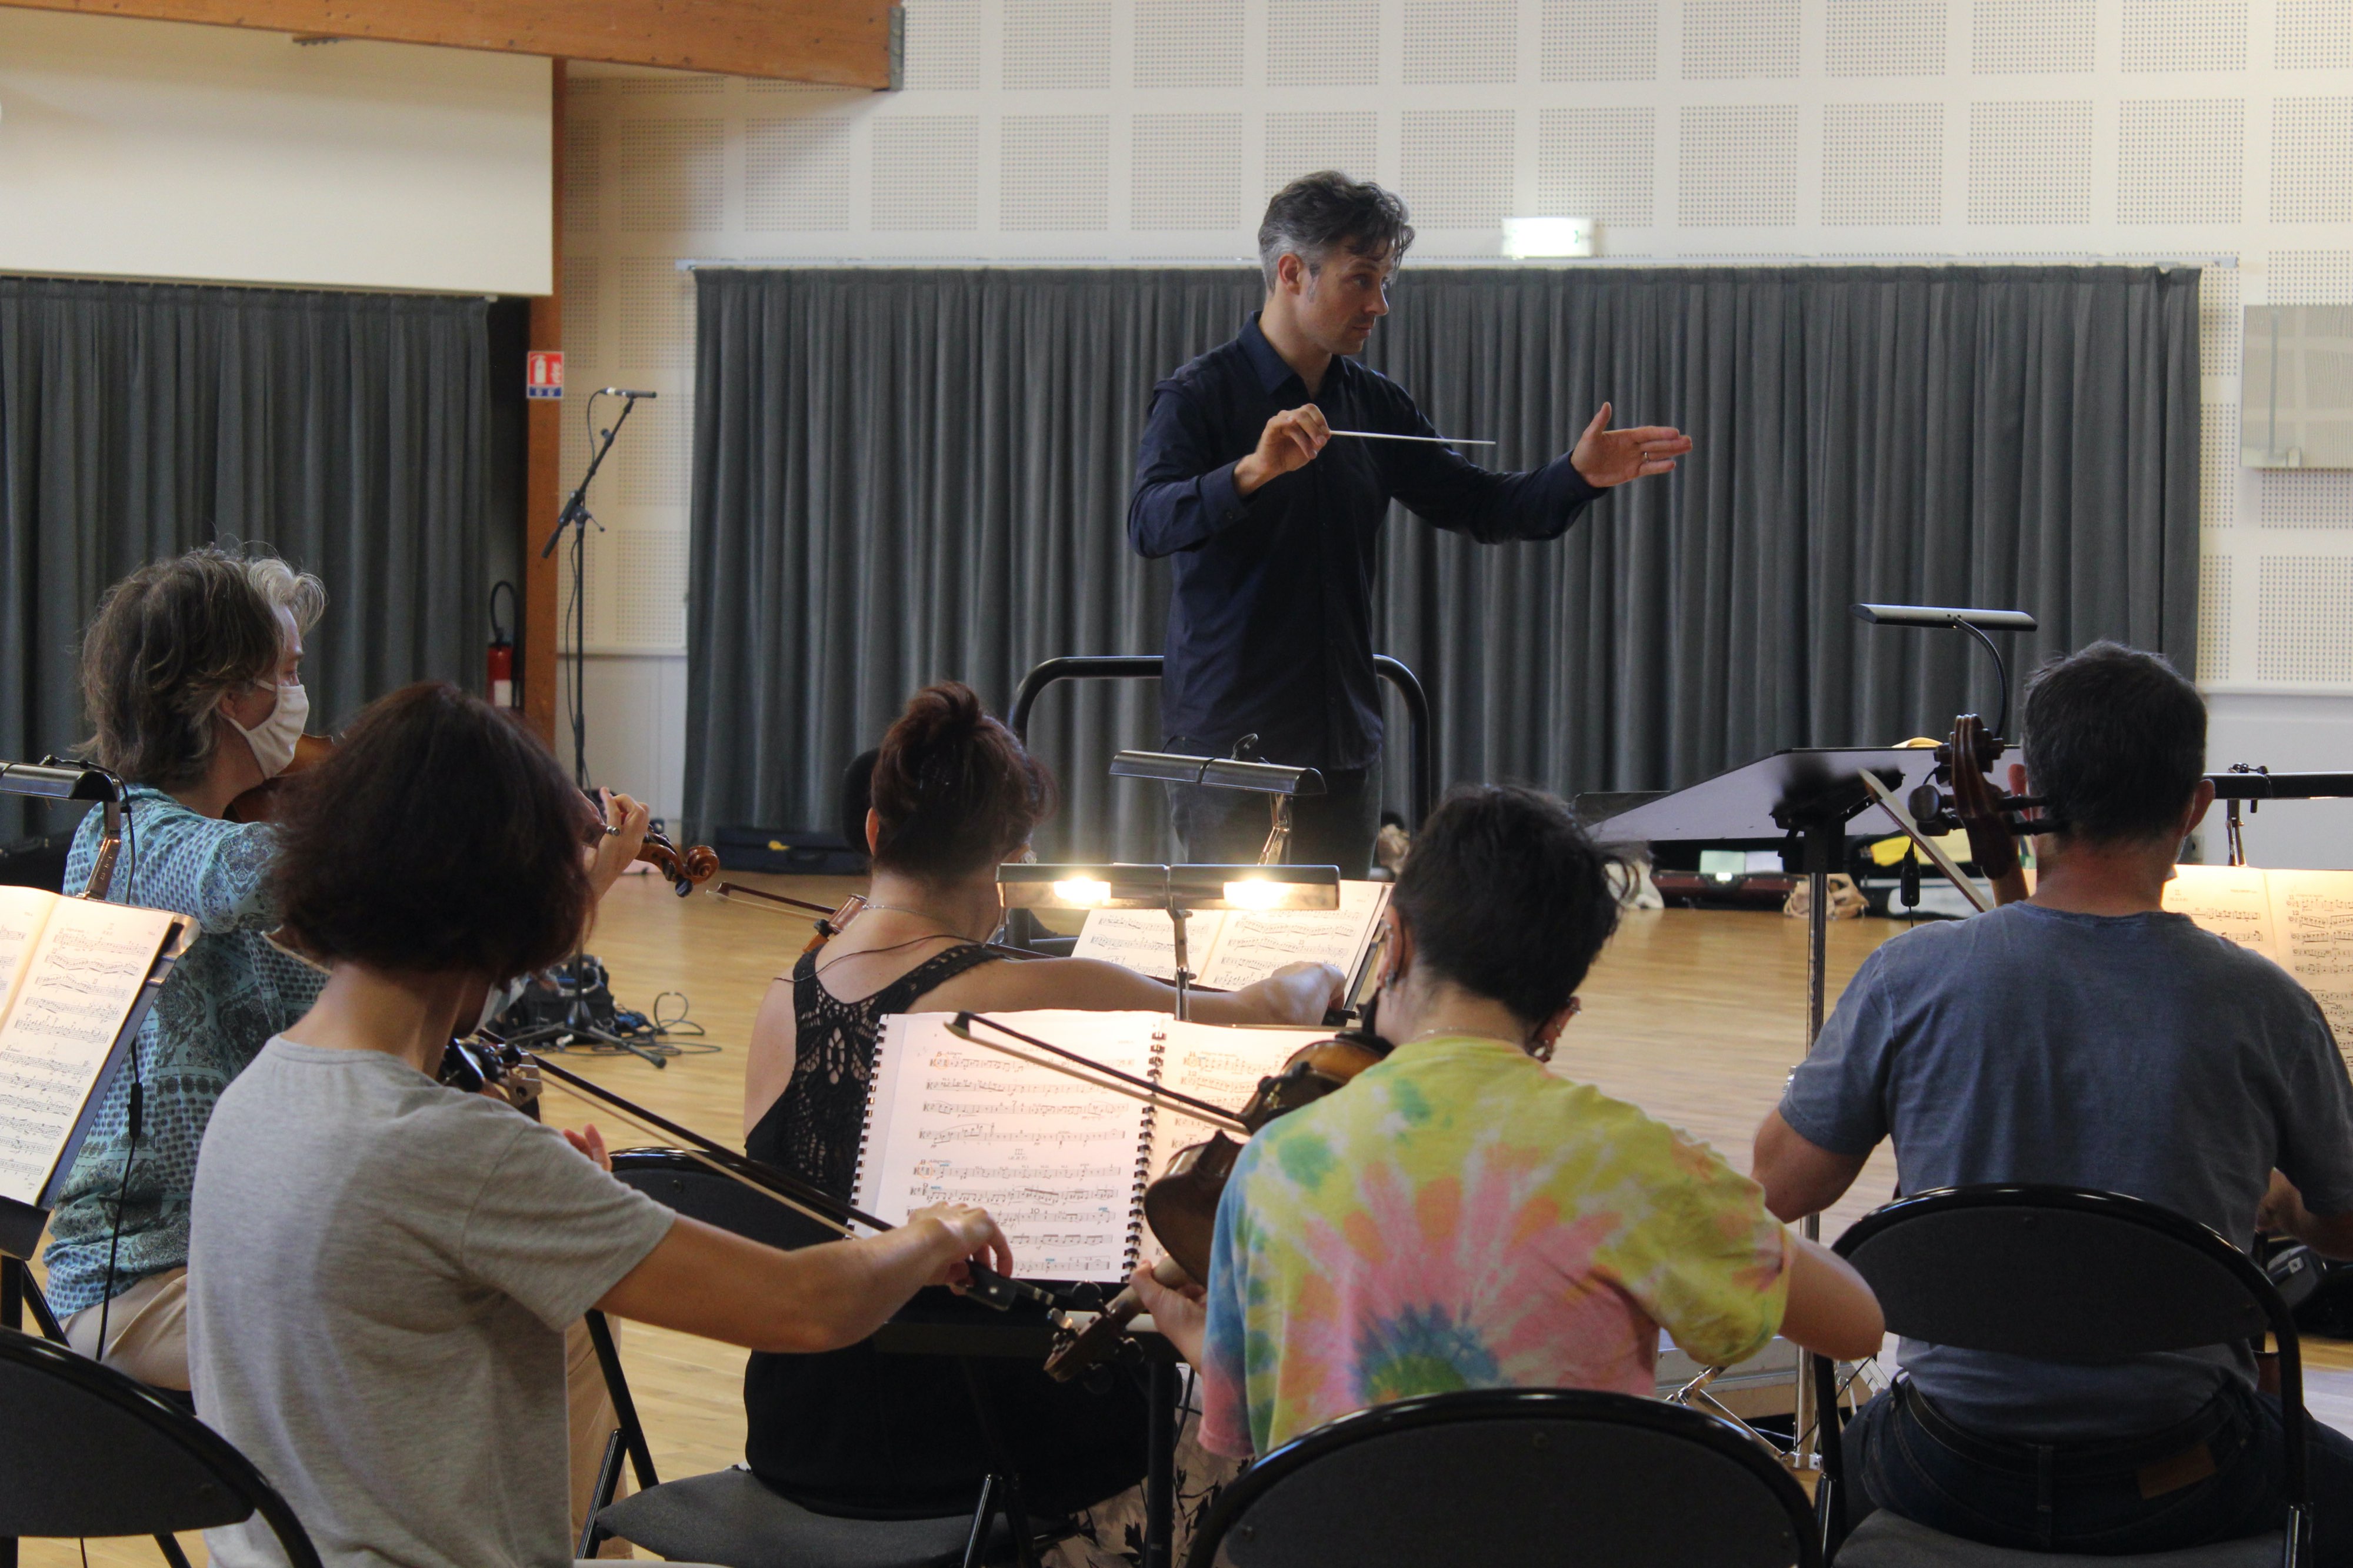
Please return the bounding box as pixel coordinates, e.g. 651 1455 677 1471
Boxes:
634 829 721 897
941 1010 1389 1382
225 732 335 823
1905 712 2054 907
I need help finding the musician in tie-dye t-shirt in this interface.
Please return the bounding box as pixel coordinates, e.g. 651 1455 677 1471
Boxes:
1134 785 1885 1459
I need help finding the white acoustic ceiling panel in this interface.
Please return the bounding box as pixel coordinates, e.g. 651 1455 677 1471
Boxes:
1136 0 1245 87
872 116 981 231
2259 472 2353 529
621 392 694 507
618 258 693 371
2122 0 2248 73
2202 265 2241 379
1682 0 1801 78
2257 556 2353 681
747 116 858 232
1399 111 1517 226
1537 107 1658 226
1133 114 1246 229
2117 100 2245 223
1968 101 2095 223
2270 100 2353 223
1002 115 1112 230
612 121 725 234
904 0 986 89
1822 103 1945 226
2204 399 2238 526
1402 0 1518 85
1679 104 1801 225
2271 252 2353 306
1541 0 1659 82
1825 0 1946 77
565 118 601 237
2199 554 2231 681
1004 0 1111 89
1267 0 1379 86
2274 0 2353 68
1971 0 2096 74
1266 111 1381 189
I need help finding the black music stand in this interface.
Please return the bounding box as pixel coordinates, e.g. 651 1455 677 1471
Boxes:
1581 746 1983 1464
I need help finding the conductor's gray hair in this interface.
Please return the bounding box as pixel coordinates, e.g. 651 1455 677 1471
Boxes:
1257 172 1415 290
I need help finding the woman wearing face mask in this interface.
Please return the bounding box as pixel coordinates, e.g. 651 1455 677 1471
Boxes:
42 548 651 1403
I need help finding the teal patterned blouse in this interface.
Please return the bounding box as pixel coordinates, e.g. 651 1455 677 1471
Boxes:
41 788 326 1316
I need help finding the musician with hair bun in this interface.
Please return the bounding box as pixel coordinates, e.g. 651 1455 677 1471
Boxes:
738 679 1341 1532
186 681 1011 1568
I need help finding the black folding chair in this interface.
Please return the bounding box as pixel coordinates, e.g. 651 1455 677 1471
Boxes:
582 1150 1045 1568
0 1325 322 1568
1185 1386 1819 1568
1816 1185 2308 1567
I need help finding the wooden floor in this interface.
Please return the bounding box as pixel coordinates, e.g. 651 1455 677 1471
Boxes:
25 876 2353 1566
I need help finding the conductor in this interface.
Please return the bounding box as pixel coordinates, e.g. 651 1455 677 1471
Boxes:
1128 172 1689 875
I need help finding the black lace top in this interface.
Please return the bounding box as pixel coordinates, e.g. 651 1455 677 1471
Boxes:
747 942 999 1197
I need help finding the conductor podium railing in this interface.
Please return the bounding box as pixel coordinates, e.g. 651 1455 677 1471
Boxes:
1007 653 1436 830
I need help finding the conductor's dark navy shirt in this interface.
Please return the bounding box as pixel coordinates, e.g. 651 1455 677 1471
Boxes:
1127 315 1602 772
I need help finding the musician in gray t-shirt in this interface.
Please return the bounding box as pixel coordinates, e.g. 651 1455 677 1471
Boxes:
1755 643 2353 1557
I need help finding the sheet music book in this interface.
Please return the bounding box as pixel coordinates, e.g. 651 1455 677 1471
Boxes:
851 1010 1331 1281
1068 879 1392 991
0 887 184 1209
2165 865 2353 1050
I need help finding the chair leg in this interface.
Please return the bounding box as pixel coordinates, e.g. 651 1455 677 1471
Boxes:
578 1429 626 1560
962 1473 1002 1568
583 1312 659 1491
955 1359 1041 1568
2284 1503 2309 1568
153 1534 194 1568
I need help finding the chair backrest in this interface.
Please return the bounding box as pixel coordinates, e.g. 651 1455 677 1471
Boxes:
0 1327 323 1568
1837 1186 2285 1359
609 1148 838 1251
1186 1388 1818 1568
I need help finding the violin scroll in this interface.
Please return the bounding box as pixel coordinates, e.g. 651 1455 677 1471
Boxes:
633 829 721 897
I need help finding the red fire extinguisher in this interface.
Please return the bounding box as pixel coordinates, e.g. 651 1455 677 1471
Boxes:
489 581 518 708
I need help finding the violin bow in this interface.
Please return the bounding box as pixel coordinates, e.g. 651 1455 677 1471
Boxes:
946 1013 1250 1135
522 1050 1058 1313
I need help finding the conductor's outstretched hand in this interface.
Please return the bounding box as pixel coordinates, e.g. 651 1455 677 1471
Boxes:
1569 402 1691 488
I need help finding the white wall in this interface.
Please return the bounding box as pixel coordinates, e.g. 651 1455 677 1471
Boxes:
0 9 552 295
564 1 2353 841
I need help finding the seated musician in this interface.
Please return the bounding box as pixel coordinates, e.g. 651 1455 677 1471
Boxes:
1134 783 1885 1459
187 680 1011 1568
741 680 1341 1524
1753 642 2353 1556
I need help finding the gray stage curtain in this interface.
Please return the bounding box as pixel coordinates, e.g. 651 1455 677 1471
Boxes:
0 276 488 840
687 265 2199 859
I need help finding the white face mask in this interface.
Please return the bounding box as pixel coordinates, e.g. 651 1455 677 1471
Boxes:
228 682 309 779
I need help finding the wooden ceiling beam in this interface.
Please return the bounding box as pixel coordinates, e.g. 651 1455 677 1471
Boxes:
0 0 893 88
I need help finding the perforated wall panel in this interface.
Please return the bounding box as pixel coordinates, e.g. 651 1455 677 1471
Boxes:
1971 0 2095 74
1004 0 1111 88
1134 114 1246 229
2274 0 2353 69
612 121 725 233
1136 0 1245 87
1682 0 1801 78
1002 115 1112 229
2200 555 2232 680
1968 101 2094 224
1537 108 1657 226
1541 0 1658 82
2204 399 2239 526
2202 265 2241 379
2117 100 2245 224
1679 105 1801 226
2272 253 2353 306
2121 0 2247 74
1822 104 1944 226
617 258 692 371
609 76 724 96
1267 111 1381 186
565 119 601 236
614 533 691 649
903 0 986 89
2258 556 2353 682
1267 0 1378 85
1402 0 1518 85
564 258 601 370
620 392 693 506
747 116 856 231
2259 471 2353 528
2271 100 2353 224
1399 111 1516 226
1825 0 1945 77
872 116 981 231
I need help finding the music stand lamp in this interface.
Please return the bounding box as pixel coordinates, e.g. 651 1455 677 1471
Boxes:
1106 750 1326 866
998 863 1340 1020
